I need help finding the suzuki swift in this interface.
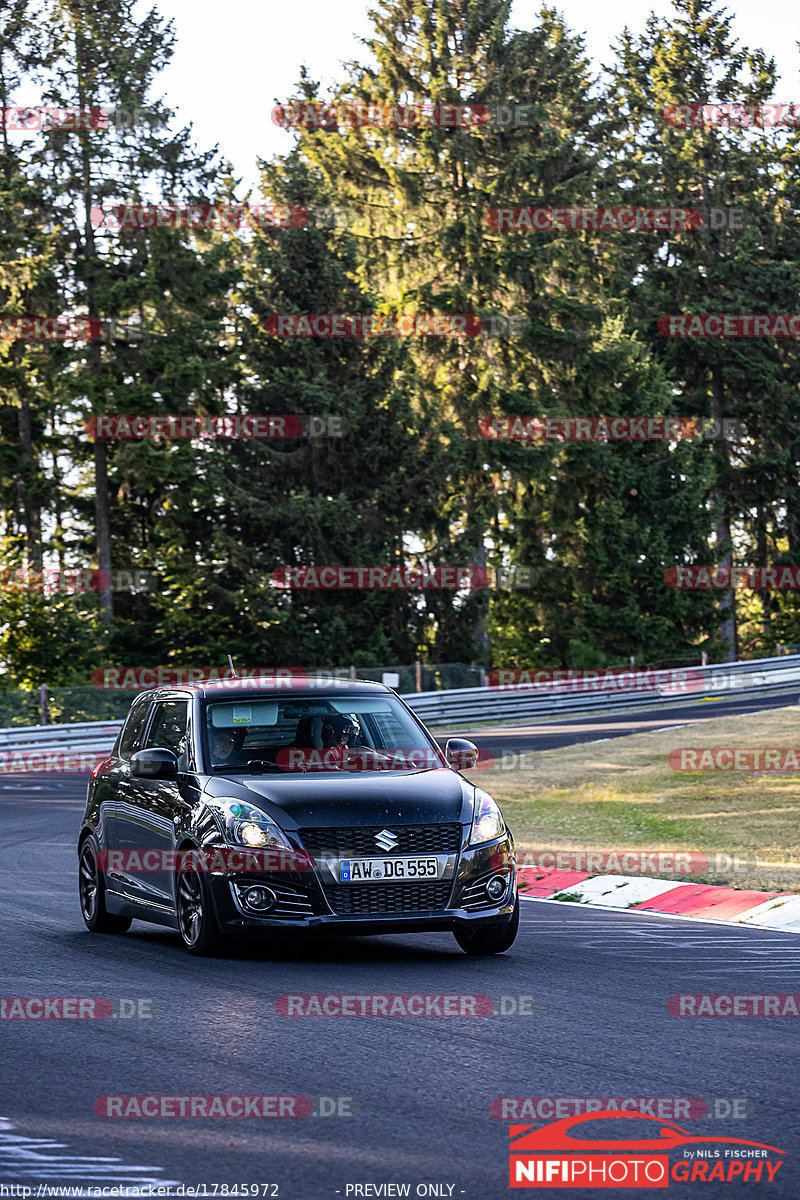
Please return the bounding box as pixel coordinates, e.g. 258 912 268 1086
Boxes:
77 678 518 955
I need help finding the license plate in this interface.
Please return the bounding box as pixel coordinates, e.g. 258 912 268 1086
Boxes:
339 856 440 882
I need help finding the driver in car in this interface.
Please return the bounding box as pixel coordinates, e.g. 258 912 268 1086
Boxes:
319 714 361 765
209 725 239 765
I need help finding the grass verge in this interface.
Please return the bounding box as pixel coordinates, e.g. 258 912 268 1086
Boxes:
465 703 800 893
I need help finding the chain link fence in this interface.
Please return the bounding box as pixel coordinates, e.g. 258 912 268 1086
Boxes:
0 664 486 727
2 649 790 728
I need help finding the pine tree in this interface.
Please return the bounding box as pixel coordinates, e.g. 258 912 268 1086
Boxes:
35 0 224 629
285 0 721 666
158 152 449 667
0 0 54 573
606 0 800 659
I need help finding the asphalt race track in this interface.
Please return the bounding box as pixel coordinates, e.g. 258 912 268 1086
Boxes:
447 686 800 758
2 687 799 1199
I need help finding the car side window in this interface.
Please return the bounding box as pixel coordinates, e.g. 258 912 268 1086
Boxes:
117 698 152 761
144 700 189 765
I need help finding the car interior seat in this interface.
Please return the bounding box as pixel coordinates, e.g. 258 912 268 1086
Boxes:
294 715 324 748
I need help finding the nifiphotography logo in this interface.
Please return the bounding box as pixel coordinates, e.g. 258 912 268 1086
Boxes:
508 1111 785 1188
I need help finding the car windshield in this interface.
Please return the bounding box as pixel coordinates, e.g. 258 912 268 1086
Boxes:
204 693 444 773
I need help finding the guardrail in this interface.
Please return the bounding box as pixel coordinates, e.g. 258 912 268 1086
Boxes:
407 655 800 725
0 720 123 756
0 655 798 754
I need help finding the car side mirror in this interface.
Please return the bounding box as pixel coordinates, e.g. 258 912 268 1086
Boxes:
445 738 479 770
130 747 178 779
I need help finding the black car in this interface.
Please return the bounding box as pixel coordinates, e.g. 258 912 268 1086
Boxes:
77 678 518 956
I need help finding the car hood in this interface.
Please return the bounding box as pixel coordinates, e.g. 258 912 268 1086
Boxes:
203 767 473 829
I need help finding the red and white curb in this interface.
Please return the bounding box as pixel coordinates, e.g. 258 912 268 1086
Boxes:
517 867 800 932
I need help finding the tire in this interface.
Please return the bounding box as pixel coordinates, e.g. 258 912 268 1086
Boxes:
78 837 132 934
175 861 223 956
454 892 519 956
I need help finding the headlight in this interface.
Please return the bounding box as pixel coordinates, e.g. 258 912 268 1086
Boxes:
469 789 506 846
221 800 292 851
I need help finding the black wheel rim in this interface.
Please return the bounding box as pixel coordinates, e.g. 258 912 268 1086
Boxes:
177 868 203 945
79 844 98 920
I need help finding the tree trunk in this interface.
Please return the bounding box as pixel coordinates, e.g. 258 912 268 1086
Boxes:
471 539 491 663
756 503 769 646
75 23 113 623
711 368 736 661
18 397 43 571
93 436 113 624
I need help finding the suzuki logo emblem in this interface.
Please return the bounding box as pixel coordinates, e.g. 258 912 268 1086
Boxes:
374 828 398 852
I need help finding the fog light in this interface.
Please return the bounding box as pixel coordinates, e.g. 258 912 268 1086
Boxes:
486 875 507 901
244 886 276 912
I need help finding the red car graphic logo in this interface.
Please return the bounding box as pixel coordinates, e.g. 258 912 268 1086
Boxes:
510 1110 784 1154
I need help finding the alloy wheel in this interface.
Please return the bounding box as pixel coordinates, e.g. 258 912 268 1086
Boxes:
79 843 98 921
177 868 203 946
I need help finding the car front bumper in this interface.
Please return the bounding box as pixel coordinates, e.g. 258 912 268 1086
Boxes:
204 834 517 938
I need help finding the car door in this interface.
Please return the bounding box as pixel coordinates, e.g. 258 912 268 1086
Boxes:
116 698 192 908
101 694 152 895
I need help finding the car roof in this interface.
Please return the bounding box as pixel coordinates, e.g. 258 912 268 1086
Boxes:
139 676 392 702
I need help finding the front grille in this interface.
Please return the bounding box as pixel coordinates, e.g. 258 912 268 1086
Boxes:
299 824 462 858
324 881 453 916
